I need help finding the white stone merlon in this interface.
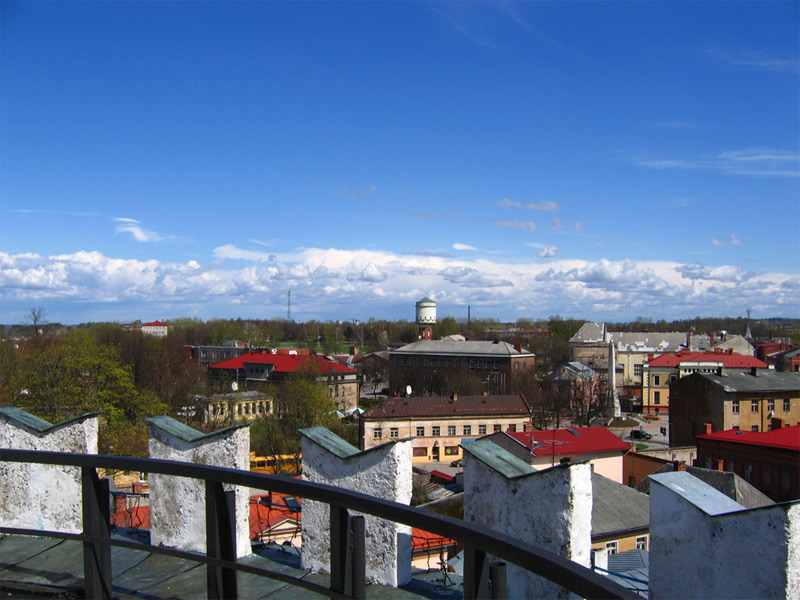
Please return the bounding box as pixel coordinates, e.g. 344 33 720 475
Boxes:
146 416 251 559
462 438 592 600
0 407 99 535
300 427 413 587
649 471 800 599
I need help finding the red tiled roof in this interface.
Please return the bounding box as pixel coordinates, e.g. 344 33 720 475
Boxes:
363 394 530 419
412 527 456 551
697 425 800 451
505 427 630 457
209 352 356 374
110 505 150 529
647 349 767 368
142 321 166 327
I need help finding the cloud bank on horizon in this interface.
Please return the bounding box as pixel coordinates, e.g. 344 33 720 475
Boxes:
1 247 797 323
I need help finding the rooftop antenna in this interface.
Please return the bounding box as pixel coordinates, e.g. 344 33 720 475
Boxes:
287 289 292 322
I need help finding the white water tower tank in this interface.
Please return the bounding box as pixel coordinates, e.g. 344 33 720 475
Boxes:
416 296 437 325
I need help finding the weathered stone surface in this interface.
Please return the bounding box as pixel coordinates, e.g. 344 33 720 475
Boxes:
463 439 592 599
147 417 251 558
650 471 800 599
300 427 412 586
0 408 98 535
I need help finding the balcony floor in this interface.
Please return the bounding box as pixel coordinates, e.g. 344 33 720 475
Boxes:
0 532 463 599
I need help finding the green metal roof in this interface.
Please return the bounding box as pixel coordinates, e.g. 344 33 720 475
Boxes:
0 407 101 436
145 416 248 443
461 438 536 479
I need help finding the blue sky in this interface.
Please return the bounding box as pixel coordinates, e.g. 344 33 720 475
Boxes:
1 1 798 325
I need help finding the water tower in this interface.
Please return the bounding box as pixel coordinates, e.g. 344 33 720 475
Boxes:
415 296 436 340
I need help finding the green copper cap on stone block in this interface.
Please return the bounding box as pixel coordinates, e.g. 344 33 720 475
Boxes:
0 407 101 436
145 415 248 443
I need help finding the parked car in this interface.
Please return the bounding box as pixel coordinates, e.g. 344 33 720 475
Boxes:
627 430 653 440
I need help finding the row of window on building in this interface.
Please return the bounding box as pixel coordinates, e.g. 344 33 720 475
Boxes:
730 398 792 414
373 423 517 440
605 536 648 555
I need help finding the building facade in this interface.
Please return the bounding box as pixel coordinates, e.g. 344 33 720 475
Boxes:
696 426 800 502
642 349 769 414
141 320 168 338
389 339 535 395
360 394 531 463
208 350 360 412
669 371 800 447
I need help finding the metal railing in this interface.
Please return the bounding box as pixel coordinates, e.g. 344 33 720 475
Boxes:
0 449 639 600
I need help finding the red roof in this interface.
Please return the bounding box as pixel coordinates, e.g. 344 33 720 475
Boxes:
505 427 630 457
698 425 800 451
209 352 356 374
647 349 767 368
412 527 456 551
142 320 166 327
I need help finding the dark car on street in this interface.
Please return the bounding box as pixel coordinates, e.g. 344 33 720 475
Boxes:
627 429 653 440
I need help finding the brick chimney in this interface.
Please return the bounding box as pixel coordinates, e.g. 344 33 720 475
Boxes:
703 423 713 435
673 460 686 472
771 417 784 430
451 394 458 402
716 459 725 471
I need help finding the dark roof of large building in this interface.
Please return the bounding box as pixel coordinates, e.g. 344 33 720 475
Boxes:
697 425 800 451
646 349 767 369
688 371 800 393
208 352 356 374
392 339 533 356
362 394 530 420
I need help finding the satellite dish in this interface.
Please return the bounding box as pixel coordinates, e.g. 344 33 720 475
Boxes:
231 381 239 392
405 385 412 396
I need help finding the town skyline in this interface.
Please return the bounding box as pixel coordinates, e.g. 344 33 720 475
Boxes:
2 1 798 324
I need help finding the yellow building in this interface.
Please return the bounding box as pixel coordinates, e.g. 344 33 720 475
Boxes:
360 394 531 463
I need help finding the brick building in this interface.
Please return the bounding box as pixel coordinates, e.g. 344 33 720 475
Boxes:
696 425 800 502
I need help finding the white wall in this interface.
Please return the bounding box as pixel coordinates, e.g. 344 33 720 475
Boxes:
301 431 413 586
650 471 800 599
463 447 592 599
148 423 251 559
0 410 98 535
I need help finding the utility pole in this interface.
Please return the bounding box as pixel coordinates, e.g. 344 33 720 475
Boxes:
287 290 292 322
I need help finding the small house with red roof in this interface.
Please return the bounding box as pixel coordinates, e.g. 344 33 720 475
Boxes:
696 425 800 502
141 320 168 338
642 349 769 414
481 426 630 483
208 350 360 411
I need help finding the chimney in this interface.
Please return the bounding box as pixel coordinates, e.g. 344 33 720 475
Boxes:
771 417 784 430
514 343 523 353
716 459 725 471
703 423 713 435
710 332 715 346
673 460 686 472
750 366 759 376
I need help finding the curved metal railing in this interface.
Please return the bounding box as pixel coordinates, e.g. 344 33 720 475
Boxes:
0 449 639 599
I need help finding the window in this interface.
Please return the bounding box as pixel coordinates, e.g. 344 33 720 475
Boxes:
636 536 648 551
653 375 661 386
448 426 456 436
653 391 661 405
762 468 771 488
470 360 476 369
634 364 643 377
605 542 618 555
514 362 519 370
478 425 487 435
732 426 739 430
390 428 398 439
413 447 427 457
744 464 752 482
494 424 502 433
767 399 774 412
731 400 739 414
373 428 382 440
432 426 440 436
416 427 425 437
507 424 516 432
463 425 471 436
751 425 759 432
751 400 759 413
444 446 459 456
784 399 791 412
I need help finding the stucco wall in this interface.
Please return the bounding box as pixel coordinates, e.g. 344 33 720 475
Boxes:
148 425 251 558
650 471 800 599
301 437 413 586
463 456 592 599
0 413 98 534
